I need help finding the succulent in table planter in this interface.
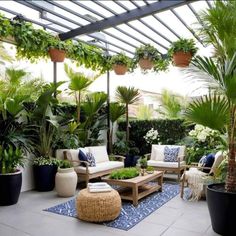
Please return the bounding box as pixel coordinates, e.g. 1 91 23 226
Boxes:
138 157 148 176
110 52 133 75
168 38 198 67
134 44 167 71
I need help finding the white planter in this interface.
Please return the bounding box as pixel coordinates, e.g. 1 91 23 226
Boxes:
55 167 78 197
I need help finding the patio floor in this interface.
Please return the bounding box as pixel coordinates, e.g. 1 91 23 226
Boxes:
0 184 220 236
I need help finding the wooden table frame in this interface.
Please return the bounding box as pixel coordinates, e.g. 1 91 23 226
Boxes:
102 171 163 206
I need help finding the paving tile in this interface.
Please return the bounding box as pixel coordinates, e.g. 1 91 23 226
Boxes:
161 227 204 236
0 223 31 236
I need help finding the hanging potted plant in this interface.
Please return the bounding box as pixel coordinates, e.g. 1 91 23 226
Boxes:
110 52 132 75
48 36 71 62
55 160 78 197
168 38 198 67
134 44 162 70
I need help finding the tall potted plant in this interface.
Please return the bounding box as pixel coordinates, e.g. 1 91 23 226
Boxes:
29 82 63 191
110 52 132 75
184 2 236 234
168 38 198 67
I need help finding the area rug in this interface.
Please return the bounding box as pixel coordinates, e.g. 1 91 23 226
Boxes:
44 183 179 231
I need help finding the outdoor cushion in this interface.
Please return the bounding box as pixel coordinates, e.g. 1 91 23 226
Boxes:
88 146 109 163
74 161 124 174
147 160 185 168
210 151 224 175
150 145 165 161
78 149 88 162
203 153 215 173
86 152 96 167
164 146 180 162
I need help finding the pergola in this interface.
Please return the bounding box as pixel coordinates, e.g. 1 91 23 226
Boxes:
0 0 212 57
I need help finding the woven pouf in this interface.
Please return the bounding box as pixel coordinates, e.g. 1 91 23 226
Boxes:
76 188 121 222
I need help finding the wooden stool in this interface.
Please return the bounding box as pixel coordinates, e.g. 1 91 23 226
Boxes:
76 188 121 222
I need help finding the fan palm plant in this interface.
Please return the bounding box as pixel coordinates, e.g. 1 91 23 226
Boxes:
116 86 140 144
185 54 236 192
64 64 98 123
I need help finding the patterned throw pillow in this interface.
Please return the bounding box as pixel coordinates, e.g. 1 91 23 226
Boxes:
164 146 180 162
86 152 96 167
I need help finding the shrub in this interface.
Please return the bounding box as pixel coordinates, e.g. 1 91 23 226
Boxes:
110 167 139 179
118 119 187 155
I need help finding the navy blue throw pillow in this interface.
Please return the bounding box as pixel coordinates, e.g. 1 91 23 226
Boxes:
203 153 215 173
78 149 88 166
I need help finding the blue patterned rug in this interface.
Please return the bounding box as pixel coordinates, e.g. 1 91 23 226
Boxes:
44 183 179 231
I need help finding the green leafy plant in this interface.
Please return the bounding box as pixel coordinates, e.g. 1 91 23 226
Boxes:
139 157 148 169
0 145 25 174
168 38 198 57
146 166 154 173
33 157 60 166
110 52 133 68
134 44 168 71
0 14 13 38
59 160 72 169
110 167 139 179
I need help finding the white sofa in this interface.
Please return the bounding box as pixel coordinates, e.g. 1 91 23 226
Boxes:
145 145 186 180
56 146 124 186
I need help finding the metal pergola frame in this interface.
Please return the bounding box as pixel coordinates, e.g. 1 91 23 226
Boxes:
0 0 213 56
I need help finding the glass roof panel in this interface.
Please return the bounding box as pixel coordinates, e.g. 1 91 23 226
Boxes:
129 20 170 47
157 10 193 41
141 15 179 42
77 1 114 18
190 1 210 14
56 1 103 22
0 1 40 21
131 1 146 7
100 1 126 14
0 10 14 18
116 1 137 10
104 28 140 47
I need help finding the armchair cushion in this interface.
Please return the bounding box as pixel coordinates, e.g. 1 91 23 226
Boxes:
164 146 179 162
148 160 185 168
210 151 224 175
74 161 124 174
203 153 215 173
88 146 109 163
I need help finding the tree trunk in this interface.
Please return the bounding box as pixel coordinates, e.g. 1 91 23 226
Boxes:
109 122 114 154
77 91 81 123
126 104 129 144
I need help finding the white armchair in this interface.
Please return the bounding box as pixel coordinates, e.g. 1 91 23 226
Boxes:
56 146 124 186
145 144 186 181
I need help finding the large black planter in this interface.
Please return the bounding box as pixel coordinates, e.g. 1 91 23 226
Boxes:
207 183 236 235
0 170 22 206
124 155 140 167
33 164 57 191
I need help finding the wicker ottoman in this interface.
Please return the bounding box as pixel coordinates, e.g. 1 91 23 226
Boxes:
76 188 121 222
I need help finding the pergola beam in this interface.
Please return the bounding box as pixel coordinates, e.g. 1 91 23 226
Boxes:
59 0 195 40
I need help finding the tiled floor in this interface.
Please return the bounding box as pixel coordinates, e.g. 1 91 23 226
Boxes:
0 187 220 236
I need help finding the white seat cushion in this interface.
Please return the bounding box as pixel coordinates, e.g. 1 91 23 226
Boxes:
210 151 224 175
88 146 109 163
148 160 186 168
74 161 124 174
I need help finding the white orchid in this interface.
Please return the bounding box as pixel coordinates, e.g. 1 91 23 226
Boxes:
144 128 160 144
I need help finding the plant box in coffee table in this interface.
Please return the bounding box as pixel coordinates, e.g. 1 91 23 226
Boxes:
102 171 163 206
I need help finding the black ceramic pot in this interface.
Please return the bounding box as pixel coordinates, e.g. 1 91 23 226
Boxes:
207 183 236 235
124 155 140 167
33 164 57 191
0 170 22 206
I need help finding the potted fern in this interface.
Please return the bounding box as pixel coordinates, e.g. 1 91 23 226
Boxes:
110 52 132 75
134 44 162 70
168 38 198 67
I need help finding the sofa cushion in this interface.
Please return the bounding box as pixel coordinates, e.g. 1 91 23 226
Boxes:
150 145 165 161
78 149 88 162
147 160 185 168
210 151 224 175
65 149 80 167
74 161 124 174
88 146 109 163
164 146 179 162
86 152 96 167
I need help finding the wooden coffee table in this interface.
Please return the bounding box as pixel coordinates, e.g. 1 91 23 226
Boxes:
102 171 163 206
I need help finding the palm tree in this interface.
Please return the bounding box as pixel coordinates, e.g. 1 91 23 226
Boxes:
109 102 125 153
116 86 140 144
185 0 236 193
64 64 98 123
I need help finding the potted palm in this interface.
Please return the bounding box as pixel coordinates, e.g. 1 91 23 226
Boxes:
110 52 132 75
184 2 236 234
134 44 162 70
168 38 198 67
55 160 78 197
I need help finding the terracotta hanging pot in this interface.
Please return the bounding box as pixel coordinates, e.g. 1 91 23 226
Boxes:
138 58 154 70
48 48 66 62
173 51 192 67
113 64 128 75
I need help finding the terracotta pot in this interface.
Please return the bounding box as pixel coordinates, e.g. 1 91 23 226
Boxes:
113 64 128 75
55 167 78 197
173 51 192 67
48 48 66 62
138 58 154 70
